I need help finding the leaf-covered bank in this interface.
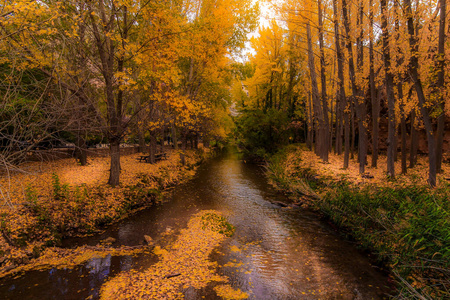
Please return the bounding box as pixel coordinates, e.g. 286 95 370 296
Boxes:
266 145 450 299
0 148 211 276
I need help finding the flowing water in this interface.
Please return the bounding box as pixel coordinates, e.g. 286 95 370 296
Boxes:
0 148 392 299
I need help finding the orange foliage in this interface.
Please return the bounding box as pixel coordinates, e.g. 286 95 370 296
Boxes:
283 146 450 187
0 148 208 275
99 210 246 299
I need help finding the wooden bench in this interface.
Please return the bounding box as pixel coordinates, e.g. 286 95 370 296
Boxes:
137 155 149 162
137 153 167 163
154 152 167 162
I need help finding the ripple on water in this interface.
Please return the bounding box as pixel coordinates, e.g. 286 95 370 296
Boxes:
0 149 392 300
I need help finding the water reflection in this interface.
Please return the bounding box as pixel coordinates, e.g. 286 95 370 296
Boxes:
0 148 391 299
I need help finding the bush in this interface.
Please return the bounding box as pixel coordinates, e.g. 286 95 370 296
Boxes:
235 108 292 156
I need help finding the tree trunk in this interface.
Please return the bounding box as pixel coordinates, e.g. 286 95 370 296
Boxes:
75 134 88 166
381 0 396 178
160 126 165 153
400 114 407 174
369 0 379 168
307 91 313 150
194 134 199 149
318 0 329 161
404 0 437 186
172 122 178 150
180 130 187 165
350 102 355 160
394 0 405 172
409 109 418 168
306 22 325 160
332 0 348 165
435 0 446 173
330 92 334 153
108 138 120 187
342 0 363 171
355 0 367 174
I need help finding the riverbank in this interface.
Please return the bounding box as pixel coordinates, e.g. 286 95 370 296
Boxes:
266 144 450 299
0 147 211 276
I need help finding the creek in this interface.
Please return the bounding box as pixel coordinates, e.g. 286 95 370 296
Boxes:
0 148 391 299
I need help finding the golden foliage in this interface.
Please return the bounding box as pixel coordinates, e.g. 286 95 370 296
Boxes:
0 149 207 275
100 210 246 299
284 146 450 187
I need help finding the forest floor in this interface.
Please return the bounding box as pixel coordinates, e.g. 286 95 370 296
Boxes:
0 147 210 277
266 144 450 299
286 146 450 187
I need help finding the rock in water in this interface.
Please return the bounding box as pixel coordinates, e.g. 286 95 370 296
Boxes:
144 235 153 246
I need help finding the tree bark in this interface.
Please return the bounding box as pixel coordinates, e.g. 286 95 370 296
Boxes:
75 134 88 166
160 126 165 153
306 22 326 160
435 0 446 173
369 0 379 168
89 1 126 186
172 122 178 150
342 0 365 172
307 91 313 150
350 102 355 160
331 5 349 166
108 138 120 187
356 0 367 173
318 0 329 162
180 131 187 166
409 109 418 168
394 1 407 174
380 0 396 178
404 0 437 186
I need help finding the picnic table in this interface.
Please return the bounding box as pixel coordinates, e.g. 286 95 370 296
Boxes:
137 153 167 163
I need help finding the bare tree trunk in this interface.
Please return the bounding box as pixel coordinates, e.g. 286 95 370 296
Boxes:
381 0 396 178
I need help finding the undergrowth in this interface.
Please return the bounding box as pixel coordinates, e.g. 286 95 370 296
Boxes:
266 145 450 299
